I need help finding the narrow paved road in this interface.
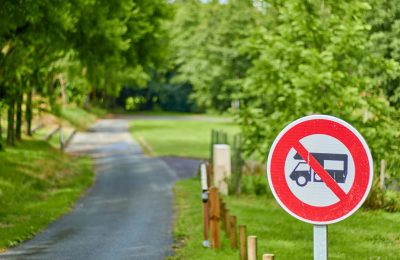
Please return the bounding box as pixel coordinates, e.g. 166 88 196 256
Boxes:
1 118 184 260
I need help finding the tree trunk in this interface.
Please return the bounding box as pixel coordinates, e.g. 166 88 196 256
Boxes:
0 106 3 151
26 89 32 136
60 75 67 107
7 98 15 146
0 106 2 141
15 92 23 140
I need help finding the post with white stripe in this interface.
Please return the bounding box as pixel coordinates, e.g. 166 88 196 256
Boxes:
201 163 210 247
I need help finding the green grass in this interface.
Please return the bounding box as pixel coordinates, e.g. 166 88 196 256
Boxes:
129 110 232 118
130 119 238 158
60 106 105 130
172 178 400 259
130 111 195 116
0 140 94 250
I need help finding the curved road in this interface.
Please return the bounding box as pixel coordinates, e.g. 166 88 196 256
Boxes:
1 118 191 260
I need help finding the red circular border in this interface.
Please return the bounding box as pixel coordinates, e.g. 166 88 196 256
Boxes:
269 117 372 223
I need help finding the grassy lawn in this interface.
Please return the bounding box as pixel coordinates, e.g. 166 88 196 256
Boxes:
130 118 239 158
60 106 106 130
172 178 400 259
0 140 94 250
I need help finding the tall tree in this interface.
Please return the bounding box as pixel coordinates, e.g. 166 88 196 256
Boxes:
170 0 262 111
236 0 400 169
368 0 400 109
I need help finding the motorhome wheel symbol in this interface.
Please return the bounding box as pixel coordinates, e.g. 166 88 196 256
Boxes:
289 152 348 187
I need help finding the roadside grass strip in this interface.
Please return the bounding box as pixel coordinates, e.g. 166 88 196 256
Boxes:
0 140 94 250
172 178 400 259
130 119 238 159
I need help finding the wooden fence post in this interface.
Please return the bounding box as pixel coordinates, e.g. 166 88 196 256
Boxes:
230 215 237 249
206 162 213 188
239 225 247 260
209 187 220 249
248 235 257 260
210 129 215 163
59 126 64 150
220 201 226 231
262 254 274 260
380 159 386 190
225 209 230 236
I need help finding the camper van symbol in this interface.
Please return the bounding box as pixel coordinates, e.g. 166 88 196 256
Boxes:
289 153 348 187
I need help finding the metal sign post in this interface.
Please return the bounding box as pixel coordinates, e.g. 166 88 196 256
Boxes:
313 225 327 260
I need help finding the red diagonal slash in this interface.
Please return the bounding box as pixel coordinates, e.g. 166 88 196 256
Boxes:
293 141 347 201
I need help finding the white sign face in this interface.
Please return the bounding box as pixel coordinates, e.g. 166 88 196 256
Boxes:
267 115 373 224
284 134 355 207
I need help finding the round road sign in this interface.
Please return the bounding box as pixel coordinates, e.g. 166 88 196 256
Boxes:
267 115 373 224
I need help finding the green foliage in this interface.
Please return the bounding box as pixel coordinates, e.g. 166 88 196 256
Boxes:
234 1 400 176
364 179 385 209
125 96 146 111
365 179 400 212
170 0 261 111
239 175 269 196
0 0 173 145
369 0 400 109
169 1 400 182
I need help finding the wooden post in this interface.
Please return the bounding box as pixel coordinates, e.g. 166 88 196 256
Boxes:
220 201 226 231
211 129 215 163
230 215 237 249
380 159 386 191
262 254 274 260
239 225 247 260
248 236 257 260
209 187 220 249
206 162 213 188
59 125 64 150
225 209 230 236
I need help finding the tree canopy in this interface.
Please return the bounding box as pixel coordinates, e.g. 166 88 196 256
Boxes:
1 0 400 179
169 0 400 177
0 0 172 145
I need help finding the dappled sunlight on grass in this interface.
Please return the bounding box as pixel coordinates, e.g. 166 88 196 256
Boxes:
173 178 400 259
130 119 239 158
0 140 93 249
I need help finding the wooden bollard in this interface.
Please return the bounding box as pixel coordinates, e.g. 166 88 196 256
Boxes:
220 201 226 231
209 187 220 249
206 162 213 187
225 209 230 236
59 126 64 150
239 225 247 260
262 254 274 260
230 215 237 249
380 159 386 190
247 236 257 260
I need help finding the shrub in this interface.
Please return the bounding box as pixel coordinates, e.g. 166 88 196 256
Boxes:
237 175 271 197
383 190 400 212
364 179 384 210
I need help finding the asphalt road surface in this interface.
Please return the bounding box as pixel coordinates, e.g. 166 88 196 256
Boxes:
1 118 198 260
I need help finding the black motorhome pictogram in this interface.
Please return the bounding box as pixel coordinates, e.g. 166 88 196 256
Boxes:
289 152 348 187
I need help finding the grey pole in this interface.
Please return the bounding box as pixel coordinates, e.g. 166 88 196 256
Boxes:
314 225 327 260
